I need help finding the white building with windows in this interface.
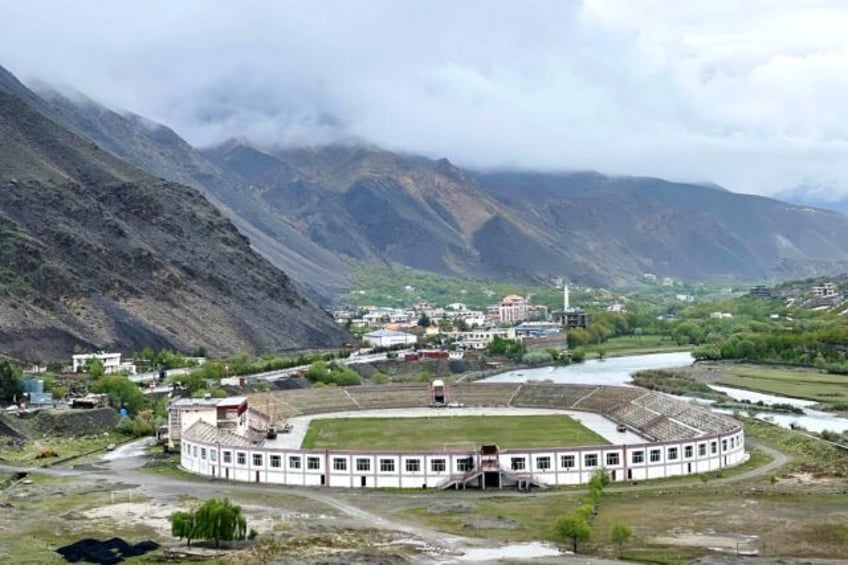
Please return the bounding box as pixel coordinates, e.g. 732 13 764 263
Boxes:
813 282 838 298
446 327 517 350
362 329 418 348
175 384 746 489
498 295 529 324
71 352 132 374
167 396 251 448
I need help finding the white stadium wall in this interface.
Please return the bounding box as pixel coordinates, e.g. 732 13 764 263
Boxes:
178 419 746 489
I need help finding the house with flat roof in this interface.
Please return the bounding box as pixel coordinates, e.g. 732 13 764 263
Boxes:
362 329 418 348
167 396 249 449
813 282 838 298
72 352 126 374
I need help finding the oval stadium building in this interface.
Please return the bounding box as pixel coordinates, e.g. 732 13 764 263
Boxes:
170 382 746 489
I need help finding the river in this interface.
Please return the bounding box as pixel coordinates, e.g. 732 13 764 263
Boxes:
483 351 694 385
484 351 848 434
709 385 848 434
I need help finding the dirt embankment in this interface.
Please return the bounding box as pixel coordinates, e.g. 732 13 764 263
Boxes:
0 408 118 442
354 358 499 382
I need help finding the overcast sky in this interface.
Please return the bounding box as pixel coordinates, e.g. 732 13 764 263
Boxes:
1 0 847 200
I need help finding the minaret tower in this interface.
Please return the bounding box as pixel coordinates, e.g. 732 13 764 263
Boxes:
563 283 570 312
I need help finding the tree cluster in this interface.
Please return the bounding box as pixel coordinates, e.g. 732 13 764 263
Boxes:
0 360 22 404
305 360 361 386
486 336 527 361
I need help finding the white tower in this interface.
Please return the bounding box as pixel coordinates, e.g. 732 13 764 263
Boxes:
563 283 570 312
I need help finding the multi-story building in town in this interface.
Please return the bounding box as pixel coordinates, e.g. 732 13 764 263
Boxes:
446 327 517 350
813 282 838 298
499 295 529 324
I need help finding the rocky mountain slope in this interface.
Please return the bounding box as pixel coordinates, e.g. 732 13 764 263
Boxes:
0 87 347 361
204 142 570 278
205 143 848 286
474 171 848 283
0 66 349 303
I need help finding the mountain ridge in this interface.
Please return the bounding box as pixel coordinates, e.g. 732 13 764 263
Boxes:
10 67 848 294
0 79 348 361
17 79 351 303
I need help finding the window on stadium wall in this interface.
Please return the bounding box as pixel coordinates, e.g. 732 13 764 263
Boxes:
405 459 420 472
458 457 474 471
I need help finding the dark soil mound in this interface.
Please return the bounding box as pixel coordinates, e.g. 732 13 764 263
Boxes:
30 408 119 437
0 413 30 447
56 537 159 564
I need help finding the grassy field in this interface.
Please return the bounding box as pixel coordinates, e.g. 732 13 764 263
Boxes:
716 364 848 404
589 335 691 358
301 415 609 450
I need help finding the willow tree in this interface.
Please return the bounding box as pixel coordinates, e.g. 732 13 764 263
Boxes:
170 510 195 547
170 498 248 548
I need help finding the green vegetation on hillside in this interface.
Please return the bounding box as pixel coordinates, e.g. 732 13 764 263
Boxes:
346 262 595 311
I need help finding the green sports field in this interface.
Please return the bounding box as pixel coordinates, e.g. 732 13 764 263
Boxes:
301 415 610 450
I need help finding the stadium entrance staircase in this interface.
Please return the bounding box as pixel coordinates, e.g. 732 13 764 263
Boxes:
438 444 547 490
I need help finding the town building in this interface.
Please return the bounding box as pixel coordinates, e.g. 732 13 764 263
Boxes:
710 312 733 319
749 285 772 298
813 282 838 298
21 379 52 407
71 352 134 374
498 295 529 324
361 307 414 327
167 396 251 449
514 322 562 339
446 327 517 350
563 310 592 329
362 329 418 348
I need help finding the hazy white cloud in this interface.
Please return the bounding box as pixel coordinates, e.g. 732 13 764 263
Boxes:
1 0 848 199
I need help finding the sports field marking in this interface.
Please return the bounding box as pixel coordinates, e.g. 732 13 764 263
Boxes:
301 415 610 450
